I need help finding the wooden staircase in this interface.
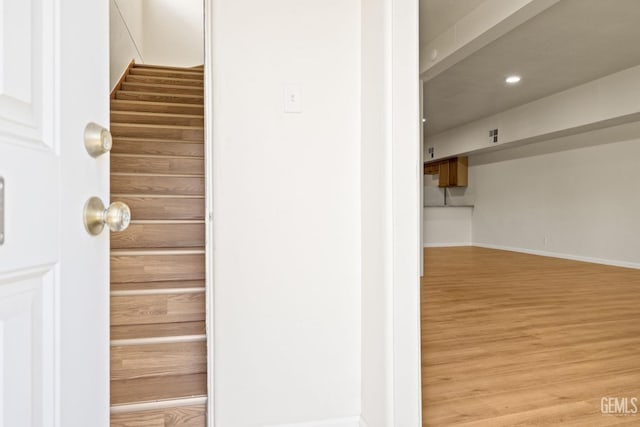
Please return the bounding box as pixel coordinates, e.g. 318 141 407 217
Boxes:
109 63 207 427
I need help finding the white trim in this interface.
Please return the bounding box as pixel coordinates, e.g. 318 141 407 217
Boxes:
358 415 369 427
110 172 205 177
111 194 205 199
424 242 472 248
204 0 215 426
473 243 640 270
110 334 206 346
110 249 205 256
262 416 362 427
110 287 204 296
110 396 208 414
390 0 422 425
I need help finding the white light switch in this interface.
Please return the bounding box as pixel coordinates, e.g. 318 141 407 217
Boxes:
284 84 302 113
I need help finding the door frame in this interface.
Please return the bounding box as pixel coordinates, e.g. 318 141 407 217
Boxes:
204 1 215 425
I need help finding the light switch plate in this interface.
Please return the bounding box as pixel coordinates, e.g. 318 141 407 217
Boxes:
284 84 302 113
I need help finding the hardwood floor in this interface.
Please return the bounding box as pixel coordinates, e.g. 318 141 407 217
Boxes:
421 247 640 426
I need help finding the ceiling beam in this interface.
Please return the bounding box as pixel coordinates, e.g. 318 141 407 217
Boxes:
420 0 560 81
425 64 640 160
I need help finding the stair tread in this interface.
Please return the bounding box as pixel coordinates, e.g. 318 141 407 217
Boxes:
116 92 204 105
129 68 204 80
111 99 204 111
111 122 204 130
121 81 204 92
112 136 204 144
111 155 204 176
111 252 205 283
111 340 206 381
111 373 207 406
112 197 204 221
112 146 205 157
111 292 205 326
125 74 204 83
111 222 205 250
116 91 203 99
110 123 204 142
134 63 204 72
111 175 205 196
110 404 206 427
111 111 204 119
126 74 204 86
111 321 206 341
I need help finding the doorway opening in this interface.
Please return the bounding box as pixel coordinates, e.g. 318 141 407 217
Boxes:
108 0 210 424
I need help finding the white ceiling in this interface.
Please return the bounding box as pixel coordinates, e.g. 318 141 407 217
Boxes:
423 0 640 136
419 0 486 46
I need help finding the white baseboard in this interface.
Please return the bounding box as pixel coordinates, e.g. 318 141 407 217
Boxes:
263 416 362 427
424 242 472 248
473 243 640 270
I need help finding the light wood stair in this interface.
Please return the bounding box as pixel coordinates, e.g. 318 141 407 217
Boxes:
110 62 207 426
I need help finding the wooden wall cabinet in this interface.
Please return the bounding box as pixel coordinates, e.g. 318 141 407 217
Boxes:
438 156 467 187
424 156 468 187
423 163 440 175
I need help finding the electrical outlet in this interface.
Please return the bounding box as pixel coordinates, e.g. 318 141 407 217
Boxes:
427 147 435 159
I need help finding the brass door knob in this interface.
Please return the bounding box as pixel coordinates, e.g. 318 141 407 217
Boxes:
84 123 113 158
84 197 131 235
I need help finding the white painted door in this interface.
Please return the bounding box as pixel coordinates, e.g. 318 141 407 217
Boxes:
0 0 110 426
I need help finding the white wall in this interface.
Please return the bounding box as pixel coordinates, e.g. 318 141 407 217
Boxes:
110 0 144 89
469 126 640 267
424 123 640 266
211 0 361 425
143 0 204 67
423 207 472 247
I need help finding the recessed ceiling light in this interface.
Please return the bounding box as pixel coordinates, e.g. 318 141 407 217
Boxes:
505 75 521 84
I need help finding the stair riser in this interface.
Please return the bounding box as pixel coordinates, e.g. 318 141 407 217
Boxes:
114 197 204 221
111 321 206 341
111 175 205 196
111 124 204 141
130 68 204 80
126 74 204 87
111 156 204 176
110 404 206 427
111 254 205 283
111 100 204 115
116 91 203 105
111 373 206 406
121 82 203 96
111 112 204 127
111 341 206 381
112 140 204 157
111 223 205 249
111 292 205 326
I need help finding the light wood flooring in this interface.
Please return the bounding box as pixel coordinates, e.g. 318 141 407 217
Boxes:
421 247 640 426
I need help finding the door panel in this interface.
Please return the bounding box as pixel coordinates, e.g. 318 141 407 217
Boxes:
0 0 110 425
